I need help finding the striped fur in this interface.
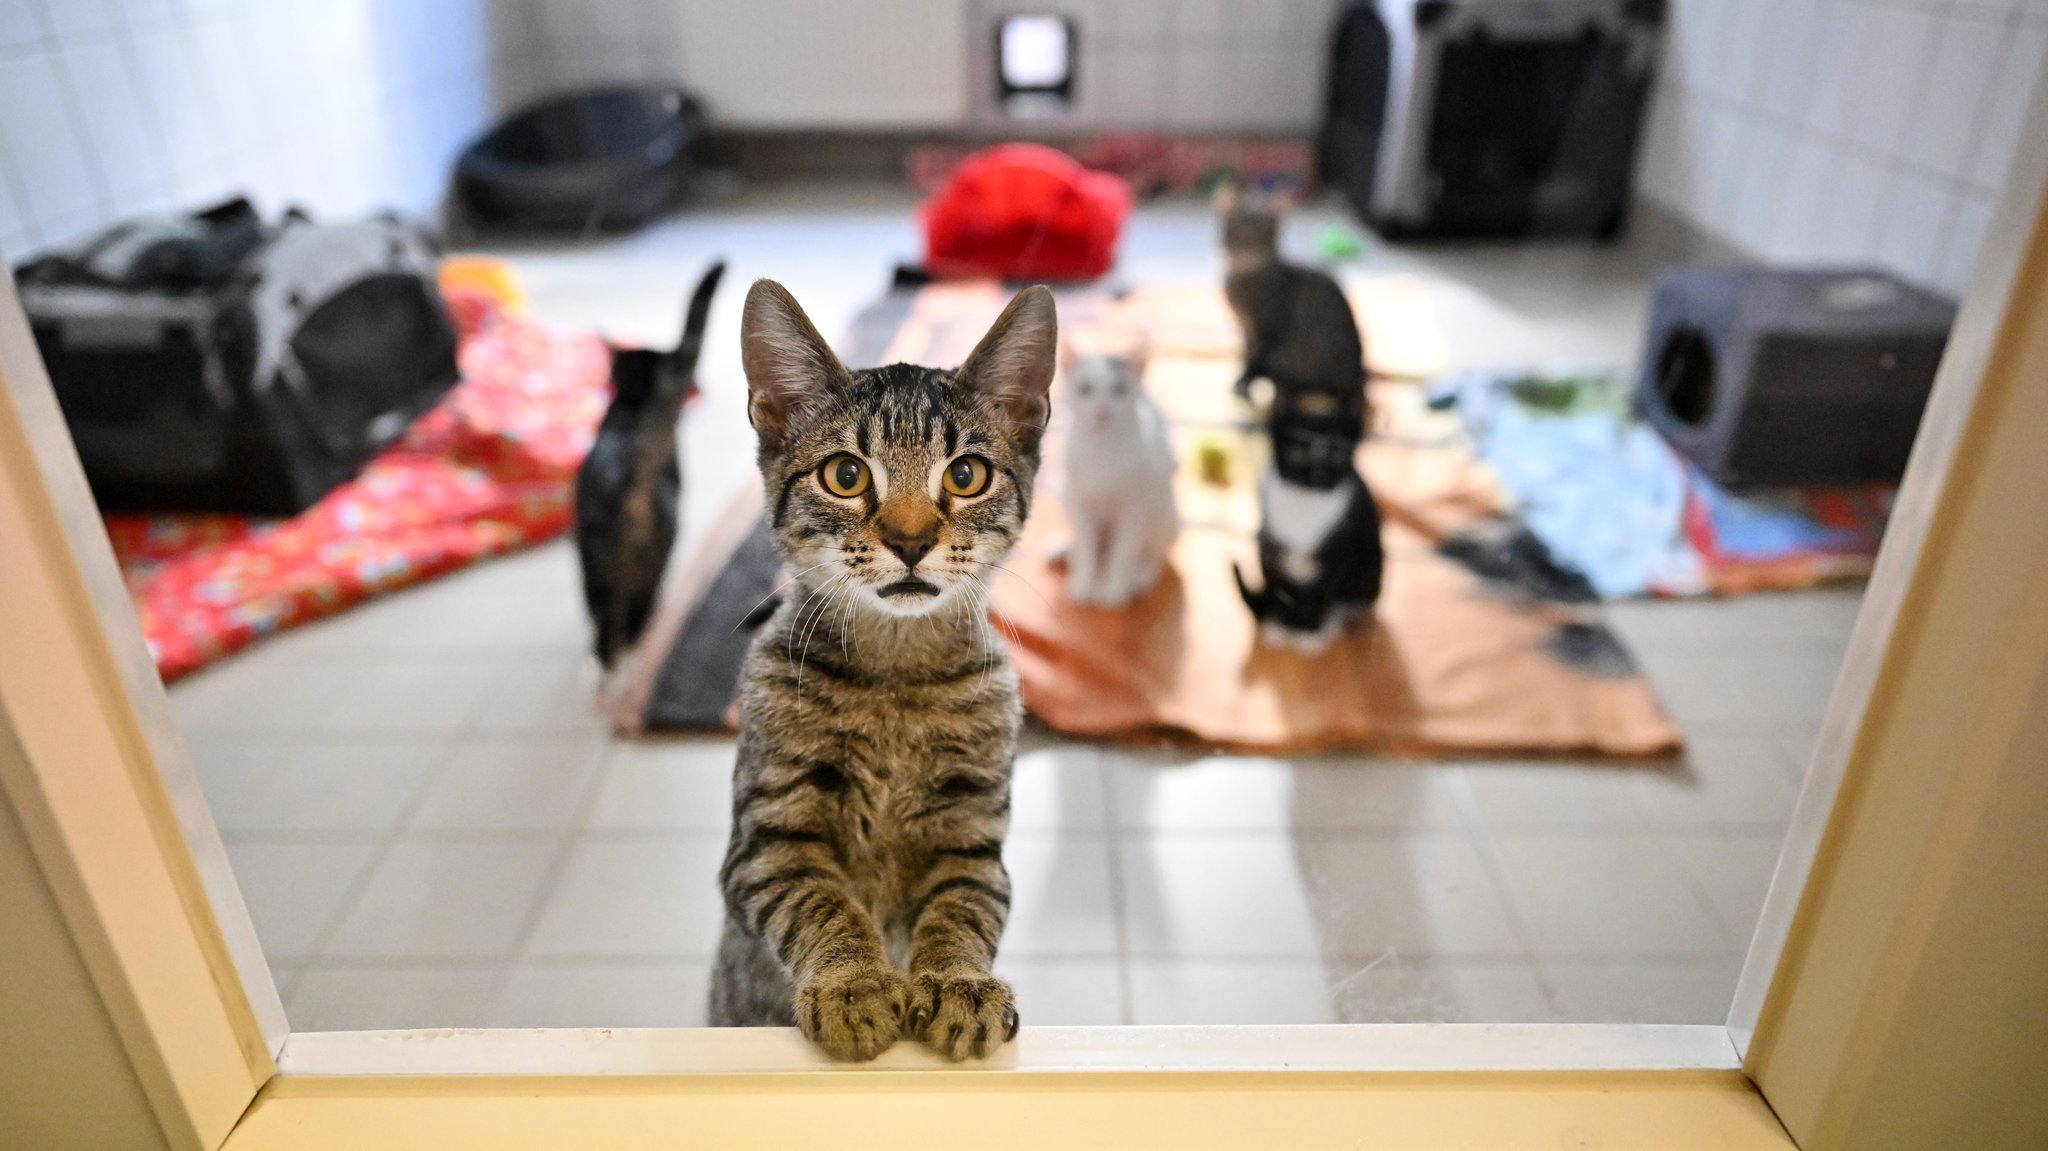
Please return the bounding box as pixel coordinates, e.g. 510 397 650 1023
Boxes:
710 281 1055 1061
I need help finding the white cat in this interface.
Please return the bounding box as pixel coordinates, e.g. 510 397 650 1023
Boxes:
1058 351 1179 607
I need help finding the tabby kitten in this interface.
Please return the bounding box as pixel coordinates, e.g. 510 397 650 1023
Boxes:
574 260 724 668
710 279 1057 1062
1218 185 1366 402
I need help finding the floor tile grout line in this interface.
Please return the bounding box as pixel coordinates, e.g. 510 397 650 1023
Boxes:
483 734 620 1024
1092 755 1138 1026
290 730 469 998
1444 766 1566 1022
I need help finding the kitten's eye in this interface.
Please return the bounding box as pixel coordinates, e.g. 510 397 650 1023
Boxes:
818 453 870 498
1077 383 1094 397
942 455 991 497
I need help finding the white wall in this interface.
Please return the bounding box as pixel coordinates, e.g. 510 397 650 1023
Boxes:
522 0 1343 133
525 0 973 128
0 0 547 258
963 0 1341 131
1639 0 2048 297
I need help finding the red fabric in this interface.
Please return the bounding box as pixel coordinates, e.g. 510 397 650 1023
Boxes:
106 309 611 682
920 143 1132 281
907 135 1314 199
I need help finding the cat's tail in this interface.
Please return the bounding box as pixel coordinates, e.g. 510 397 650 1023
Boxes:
671 258 727 374
1233 562 1268 620
643 259 726 428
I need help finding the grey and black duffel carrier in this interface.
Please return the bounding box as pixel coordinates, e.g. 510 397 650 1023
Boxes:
17 200 460 515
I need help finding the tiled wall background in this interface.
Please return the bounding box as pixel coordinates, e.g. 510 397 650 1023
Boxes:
0 0 547 258
957 0 1342 131
523 0 973 128
1638 0 2048 296
8 0 2042 289
519 0 1344 132
0 0 1349 259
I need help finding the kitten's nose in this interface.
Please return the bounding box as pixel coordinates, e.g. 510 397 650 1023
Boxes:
881 530 936 571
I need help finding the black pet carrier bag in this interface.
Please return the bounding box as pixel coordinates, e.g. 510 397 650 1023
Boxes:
18 200 461 515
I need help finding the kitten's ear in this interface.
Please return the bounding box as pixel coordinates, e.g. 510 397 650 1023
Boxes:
741 279 848 451
958 285 1057 452
1125 339 1149 379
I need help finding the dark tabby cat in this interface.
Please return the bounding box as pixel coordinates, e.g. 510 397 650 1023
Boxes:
1235 386 1384 652
1219 185 1366 401
710 279 1057 1061
574 260 725 668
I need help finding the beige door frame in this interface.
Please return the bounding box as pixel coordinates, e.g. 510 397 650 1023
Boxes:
3 81 2046 1149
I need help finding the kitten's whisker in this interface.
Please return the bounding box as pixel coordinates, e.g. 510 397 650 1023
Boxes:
733 556 843 633
789 574 847 703
957 557 1053 613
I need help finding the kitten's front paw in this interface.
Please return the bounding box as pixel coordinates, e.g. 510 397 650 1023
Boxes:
909 970 1019 1061
796 963 908 1062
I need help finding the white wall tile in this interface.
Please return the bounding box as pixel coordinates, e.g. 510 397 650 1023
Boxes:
0 0 529 254
126 23 221 184
188 12 268 156
1845 4 1940 154
1755 0 1830 122
115 0 179 36
1668 0 1734 100
1935 192 1995 295
1968 16 2048 193
1166 42 1223 129
1807 147 1891 263
1642 0 2042 295
1765 136 1840 262
1873 170 1955 283
1176 0 1230 42
1107 45 1166 125
0 4 43 53
1805 0 1874 141
0 164 32 255
0 52 103 239
1903 11 2006 180
57 38 166 199
1724 119 1795 254
1694 101 1747 227
1950 0 2019 16
37 0 122 43
1719 0 1774 102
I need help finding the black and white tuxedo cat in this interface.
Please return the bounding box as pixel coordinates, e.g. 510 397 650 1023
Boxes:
1234 387 1385 652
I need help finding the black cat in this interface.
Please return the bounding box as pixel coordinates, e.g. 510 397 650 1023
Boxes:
1234 386 1385 652
574 260 725 669
1219 188 1365 402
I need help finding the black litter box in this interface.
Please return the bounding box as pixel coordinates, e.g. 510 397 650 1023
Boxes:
454 87 704 236
1636 266 1954 489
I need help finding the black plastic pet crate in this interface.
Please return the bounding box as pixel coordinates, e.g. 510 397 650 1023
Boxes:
1319 0 1665 239
454 87 703 236
1636 266 1955 490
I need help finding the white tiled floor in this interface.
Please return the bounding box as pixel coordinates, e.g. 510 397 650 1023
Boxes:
166 183 1861 1031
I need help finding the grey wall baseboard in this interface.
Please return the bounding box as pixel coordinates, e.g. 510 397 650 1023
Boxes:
699 131 970 181
700 129 1316 182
